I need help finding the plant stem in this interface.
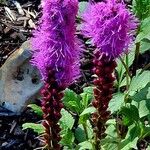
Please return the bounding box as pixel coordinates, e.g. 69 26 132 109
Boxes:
141 63 150 73
125 54 130 91
116 113 121 150
119 56 131 79
117 68 122 92
133 42 140 76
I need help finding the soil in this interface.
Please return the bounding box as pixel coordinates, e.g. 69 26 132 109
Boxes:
0 107 41 150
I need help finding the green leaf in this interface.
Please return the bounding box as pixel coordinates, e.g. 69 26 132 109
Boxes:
75 120 93 143
147 145 150 150
60 128 75 148
141 126 150 139
120 105 139 126
119 124 140 150
105 124 118 138
78 141 93 150
75 125 87 143
131 83 150 102
63 89 82 114
130 83 150 118
78 2 88 17
141 99 150 117
79 114 90 124
80 107 96 116
82 86 94 96
59 108 75 148
132 0 150 20
28 104 43 117
140 39 150 53
119 77 127 87
101 138 118 150
136 17 150 42
101 119 119 150
106 119 116 125
67 101 81 112
132 99 150 118
108 93 125 113
59 108 75 130
129 70 150 93
103 119 118 150
22 123 44 135
86 120 94 139
147 87 150 99
80 86 94 108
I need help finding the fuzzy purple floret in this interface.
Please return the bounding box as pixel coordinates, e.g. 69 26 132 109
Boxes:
82 0 137 58
31 0 81 87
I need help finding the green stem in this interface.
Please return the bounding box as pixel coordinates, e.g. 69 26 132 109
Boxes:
117 69 122 92
125 54 130 91
119 56 131 79
133 42 140 76
116 113 121 150
141 63 150 73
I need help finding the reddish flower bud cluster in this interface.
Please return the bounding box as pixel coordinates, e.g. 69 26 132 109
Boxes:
41 69 64 150
92 52 116 140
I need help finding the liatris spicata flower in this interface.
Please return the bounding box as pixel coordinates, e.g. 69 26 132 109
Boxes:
32 0 80 87
41 70 64 149
82 0 137 58
82 0 137 147
31 0 80 149
92 52 116 146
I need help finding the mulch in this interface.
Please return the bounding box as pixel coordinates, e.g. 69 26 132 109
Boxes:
0 107 42 150
0 1 42 149
0 0 40 67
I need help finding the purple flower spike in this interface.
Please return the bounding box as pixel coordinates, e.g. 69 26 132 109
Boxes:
82 0 137 58
31 0 81 87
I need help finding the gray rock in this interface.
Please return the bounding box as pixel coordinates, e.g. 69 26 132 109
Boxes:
0 40 43 114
